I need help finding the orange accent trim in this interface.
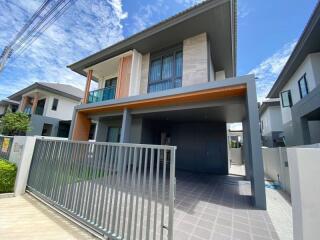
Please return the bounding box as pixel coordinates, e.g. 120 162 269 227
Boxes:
80 84 247 115
72 111 91 141
19 96 28 112
83 70 93 104
115 57 124 99
31 93 39 114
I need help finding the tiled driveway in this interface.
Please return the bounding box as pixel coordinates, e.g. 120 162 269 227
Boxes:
174 171 279 240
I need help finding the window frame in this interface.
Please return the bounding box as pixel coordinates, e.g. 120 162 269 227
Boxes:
148 44 183 93
298 73 309 99
51 98 59 111
280 90 292 108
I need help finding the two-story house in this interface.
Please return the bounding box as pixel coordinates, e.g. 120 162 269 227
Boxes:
267 2 320 146
8 82 83 137
259 99 284 147
68 0 266 208
0 99 19 117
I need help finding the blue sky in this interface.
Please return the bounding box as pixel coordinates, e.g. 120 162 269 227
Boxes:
0 0 318 101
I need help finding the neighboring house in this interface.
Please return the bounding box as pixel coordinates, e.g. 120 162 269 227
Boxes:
0 99 19 117
8 82 83 137
267 2 320 146
259 99 284 147
68 0 266 208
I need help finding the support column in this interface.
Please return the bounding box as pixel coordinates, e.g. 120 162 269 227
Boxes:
31 92 39 114
120 108 132 143
18 96 28 112
246 78 266 209
71 111 91 141
95 120 108 142
83 69 93 104
293 116 311 146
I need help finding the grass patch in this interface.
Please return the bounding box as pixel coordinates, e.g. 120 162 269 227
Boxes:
0 158 17 193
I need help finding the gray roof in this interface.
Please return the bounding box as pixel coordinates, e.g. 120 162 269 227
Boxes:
0 99 20 105
68 0 237 79
267 1 320 98
8 82 84 101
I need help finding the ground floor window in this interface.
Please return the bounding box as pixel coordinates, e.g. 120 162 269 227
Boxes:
107 127 121 142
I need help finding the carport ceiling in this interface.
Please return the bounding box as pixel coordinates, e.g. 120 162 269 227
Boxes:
139 104 246 123
305 107 320 120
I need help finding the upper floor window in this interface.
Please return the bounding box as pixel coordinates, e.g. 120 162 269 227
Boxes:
280 90 292 108
52 98 59 111
148 46 182 93
298 74 308 99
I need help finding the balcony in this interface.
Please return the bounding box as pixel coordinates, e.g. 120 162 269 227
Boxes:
87 86 116 104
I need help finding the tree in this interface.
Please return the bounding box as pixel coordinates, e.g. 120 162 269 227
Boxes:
0 112 30 136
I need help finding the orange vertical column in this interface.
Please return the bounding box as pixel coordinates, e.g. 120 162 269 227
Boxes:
71 111 91 141
116 55 132 99
18 96 28 112
83 69 93 103
31 92 39 114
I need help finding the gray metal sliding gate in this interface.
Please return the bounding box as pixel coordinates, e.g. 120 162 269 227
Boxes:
27 139 176 240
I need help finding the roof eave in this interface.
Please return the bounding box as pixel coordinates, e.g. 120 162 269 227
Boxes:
68 0 236 75
8 83 82 102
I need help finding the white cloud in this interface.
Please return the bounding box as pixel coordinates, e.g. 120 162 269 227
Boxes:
249 40 297 102
0 0 128 99
175 0 204 6
238 0 251 19
131 0 167 34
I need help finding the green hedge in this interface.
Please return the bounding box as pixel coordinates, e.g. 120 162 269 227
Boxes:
0 159 17 193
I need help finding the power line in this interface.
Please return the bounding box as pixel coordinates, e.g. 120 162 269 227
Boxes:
0 0 77 73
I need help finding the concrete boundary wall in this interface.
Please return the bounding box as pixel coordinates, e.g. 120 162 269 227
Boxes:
287 147 320 240
262 147 291 194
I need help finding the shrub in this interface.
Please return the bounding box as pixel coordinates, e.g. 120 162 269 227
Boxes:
0 159 17 193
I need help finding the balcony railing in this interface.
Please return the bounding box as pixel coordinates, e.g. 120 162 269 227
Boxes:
87 86 116 103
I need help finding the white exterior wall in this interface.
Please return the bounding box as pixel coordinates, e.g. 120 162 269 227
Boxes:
97 73 118 89
280 53 320 124
21 89 80 120
44 93 79 120
0 105 6 115
129 49 142 96
261 106 283 136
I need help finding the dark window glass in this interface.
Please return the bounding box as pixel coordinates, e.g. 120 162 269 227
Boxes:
107 127 121 142
280 90 292 108
52 98 59 111
88 123 96 140
148 47 183 93
35 99 45 115
149 59 162 83
298 74 308 99
105 78 117 87
162 55 174 80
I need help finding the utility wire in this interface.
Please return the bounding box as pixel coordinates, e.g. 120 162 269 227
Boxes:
14 0 75 59
0 0 77 72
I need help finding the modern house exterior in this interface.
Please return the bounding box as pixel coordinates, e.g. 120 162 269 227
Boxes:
259 99 284 147
68 0 266 209
0 99 19 117
267 2 320 146
8 82 83 137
